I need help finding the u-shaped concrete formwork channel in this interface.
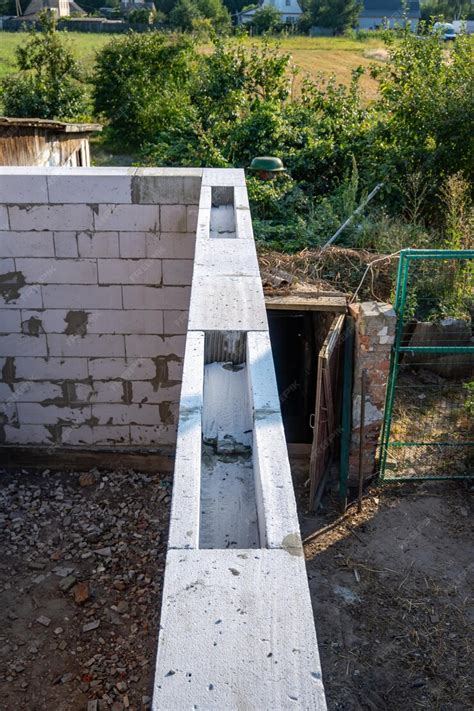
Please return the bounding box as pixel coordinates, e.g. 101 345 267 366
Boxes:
153 169 327 710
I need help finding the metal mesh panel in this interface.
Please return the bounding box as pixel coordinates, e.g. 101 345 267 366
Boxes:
380 250 474 481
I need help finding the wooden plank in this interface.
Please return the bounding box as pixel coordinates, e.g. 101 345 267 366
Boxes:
265 294 346 312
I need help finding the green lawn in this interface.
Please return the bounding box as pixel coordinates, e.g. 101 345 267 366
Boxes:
0 31 385 99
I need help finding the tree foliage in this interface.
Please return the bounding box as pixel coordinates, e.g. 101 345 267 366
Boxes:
0 12 89 120
250 5 282 34
310 0 362 33
420 0 474 22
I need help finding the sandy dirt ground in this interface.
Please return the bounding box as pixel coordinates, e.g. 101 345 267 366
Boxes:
295 473 473 711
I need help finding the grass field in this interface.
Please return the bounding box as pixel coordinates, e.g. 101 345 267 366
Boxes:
0 31 384 99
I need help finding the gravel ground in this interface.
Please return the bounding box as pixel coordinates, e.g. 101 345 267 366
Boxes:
0 467 171 711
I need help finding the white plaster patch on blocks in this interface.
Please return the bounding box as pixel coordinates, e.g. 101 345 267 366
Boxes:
247 331 284 413
0 310 21 333
88 357 156 380
0 334 47 357
86 309 164 335
16 258 97 284
16 403 91 425
252 411 302 552
163 310 189 335
64 425 131 446
42 285 122 309
77 231 119 258
47 172 133 204
14 357 88 381
166 409 201 549
0 206 10 230
132 382 181 404
125 334 185 359
146 233 195 260
179 331 204 413
160 204 187 233
0 174 49 203
202 168 246 187
47 334 125 358
130 424 178 446
0 231 55 258
8 204 93 231
92 403 171 426
53 232 78 258
0 381 63 403
193 239 260 277
94 204 160 232
188 276 267 331
119 232 146 258
153 550 326 711
98 258 162 286
379 335 395 345
122 285 191 311
162 259 194 286
3 424 52 445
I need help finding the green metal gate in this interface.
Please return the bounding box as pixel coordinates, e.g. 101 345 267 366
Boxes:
379 249 474 481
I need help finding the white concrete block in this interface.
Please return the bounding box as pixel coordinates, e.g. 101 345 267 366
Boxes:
201 168 246 186
0 174 48 203
53 231 78 258
160 204 187 233
163 310 188 335
153 550 326 711
16 258 97 284
130 424 178 445
122 285 191 310
0 206 10 230
47 172 133 204
83 381 127 403
0 334 47 357
247 331 281 413
0 231 55 257
162 259 194 286
77 231 119 258
14 356 88 380
0 258 15 275
131 382 181 404
186 205 199 232
3 424 52 444
48 334 125 357
193 239 259 277
94 204 160 232
88 357 156 380
8 204 93 231
125 334 185 358
16 403 91 424
21 309 66 334
98 258 162 286
146 233 195 260
0 310 21 333
62 425 131 446
188 276 267 331
85 309 163 335
0 381 63 403
42 285 121 309
119 232 146 258
92 403 167 426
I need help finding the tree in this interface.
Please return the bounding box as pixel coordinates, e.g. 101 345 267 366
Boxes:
169 0 202 30
251 4 281 33
310 0 362 33
420 1 474 22
0 12 89 120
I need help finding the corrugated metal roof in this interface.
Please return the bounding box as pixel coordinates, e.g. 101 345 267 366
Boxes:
361 0 420 15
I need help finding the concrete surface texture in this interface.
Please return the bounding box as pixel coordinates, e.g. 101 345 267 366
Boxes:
153 169 327 710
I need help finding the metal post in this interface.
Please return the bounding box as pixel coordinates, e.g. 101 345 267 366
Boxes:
339 315 355 512
357 369 367 513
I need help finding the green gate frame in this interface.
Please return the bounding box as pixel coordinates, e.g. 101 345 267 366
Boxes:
379 248 474 482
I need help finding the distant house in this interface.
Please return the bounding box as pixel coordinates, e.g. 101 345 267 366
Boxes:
359 0 421 30
237 0 303 26
22 0 85 17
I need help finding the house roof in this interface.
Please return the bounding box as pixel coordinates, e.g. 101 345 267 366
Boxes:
0 117 102 134
23 0 85 16
361 0 420 17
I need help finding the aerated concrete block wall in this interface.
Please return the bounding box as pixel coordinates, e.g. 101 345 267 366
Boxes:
0 167 201 450
348 301 396 483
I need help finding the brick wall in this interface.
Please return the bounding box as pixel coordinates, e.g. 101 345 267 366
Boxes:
0 167 201 450
348 301 396 483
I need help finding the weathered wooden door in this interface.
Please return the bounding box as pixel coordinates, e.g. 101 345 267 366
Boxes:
309 314 345 510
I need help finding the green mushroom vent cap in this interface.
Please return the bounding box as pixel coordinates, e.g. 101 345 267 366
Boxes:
248 156 286 172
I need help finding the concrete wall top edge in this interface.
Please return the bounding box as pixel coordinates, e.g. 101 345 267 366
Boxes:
0 166 204 178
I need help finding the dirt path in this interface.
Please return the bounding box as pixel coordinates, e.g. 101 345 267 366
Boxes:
0 468 171 711
297 480 473 711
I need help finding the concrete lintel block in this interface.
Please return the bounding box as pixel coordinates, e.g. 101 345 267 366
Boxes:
179 331 204 413
193 239 260 278
235 206 255 240
201 168 246 187
153 549 326 711
247 331 281 413
188 276 267 332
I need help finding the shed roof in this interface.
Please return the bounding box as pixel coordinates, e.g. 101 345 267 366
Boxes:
0 117 102 134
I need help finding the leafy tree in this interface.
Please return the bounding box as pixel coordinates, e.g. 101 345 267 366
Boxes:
0 12 89 120
420 1 474 22
250 5 281 33
169 0 202 30
310 0 362 33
